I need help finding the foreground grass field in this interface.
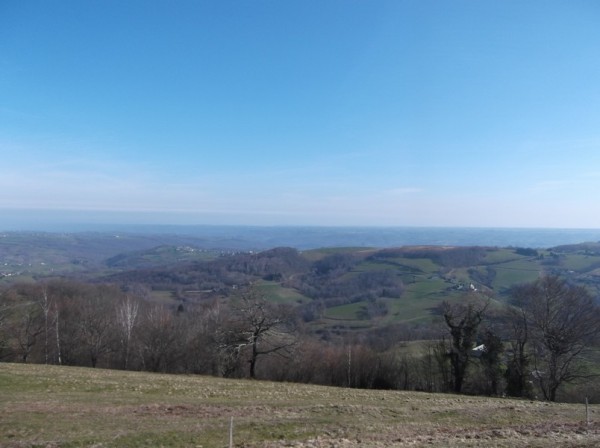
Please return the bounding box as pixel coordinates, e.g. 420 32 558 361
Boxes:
0 363 598 447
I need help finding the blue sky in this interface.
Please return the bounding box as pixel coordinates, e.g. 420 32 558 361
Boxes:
1 1 600 228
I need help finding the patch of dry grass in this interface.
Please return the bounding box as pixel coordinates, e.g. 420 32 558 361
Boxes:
0 363 598 447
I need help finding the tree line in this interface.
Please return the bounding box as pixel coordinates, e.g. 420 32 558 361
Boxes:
1 275 599 402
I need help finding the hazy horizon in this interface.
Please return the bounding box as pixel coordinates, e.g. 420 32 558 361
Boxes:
1 208 477 229
4 212 600 251
4 208 600 233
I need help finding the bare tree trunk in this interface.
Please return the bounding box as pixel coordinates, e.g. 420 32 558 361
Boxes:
55 308 62 365
249 333 258 379
442 300 487 394
40 288 51 364
116 296 139 370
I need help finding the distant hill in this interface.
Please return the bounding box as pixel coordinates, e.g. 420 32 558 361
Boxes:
0 231 259 281
99 243 600 334
105 245 220 269
3 230 600 333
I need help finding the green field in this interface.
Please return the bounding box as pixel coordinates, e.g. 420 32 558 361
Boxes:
256 280 310 305
324 301 366 320
1 363 598 447
242 245 600 333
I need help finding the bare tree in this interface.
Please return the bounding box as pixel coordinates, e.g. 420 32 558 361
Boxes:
48 280 90 366
221 287 297 379
183 300 225 375
503 303 532 398
478 329 504 395
442 299 488 393
54 305 62 365
0 291 14 360
419 340 451 393
77 287 117 368
0 295 12 360
514 275 600 401
14 302 44 363
38 286 54 364
1 285 48 363
115 295 139 369
138 305 182 372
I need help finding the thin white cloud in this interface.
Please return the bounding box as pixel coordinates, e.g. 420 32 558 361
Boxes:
529 174 600 195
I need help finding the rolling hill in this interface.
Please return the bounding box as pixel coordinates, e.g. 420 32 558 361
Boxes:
98 244 600 335
3 231 600 336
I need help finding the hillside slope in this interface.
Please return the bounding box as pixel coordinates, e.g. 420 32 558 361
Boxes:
0 363 598 447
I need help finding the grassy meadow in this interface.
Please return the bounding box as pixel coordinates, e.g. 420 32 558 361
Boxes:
1 363 598 447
